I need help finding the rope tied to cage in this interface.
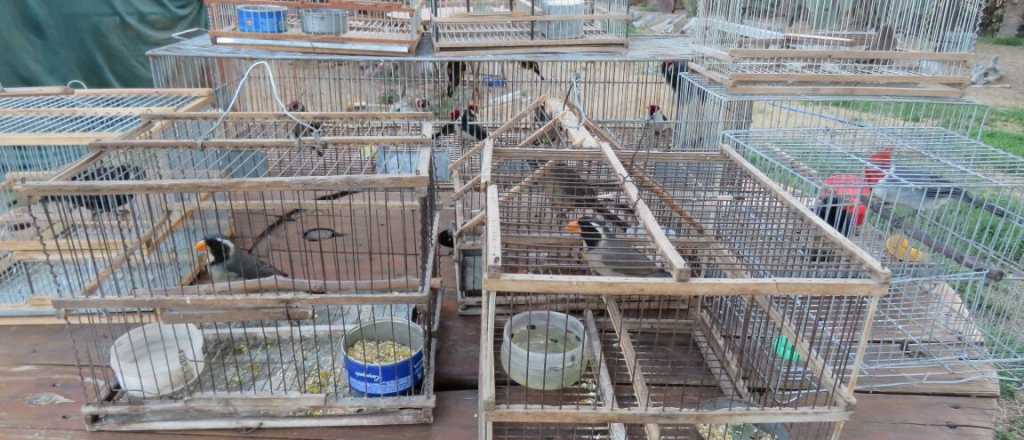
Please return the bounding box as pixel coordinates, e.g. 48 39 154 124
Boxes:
197 60 321 150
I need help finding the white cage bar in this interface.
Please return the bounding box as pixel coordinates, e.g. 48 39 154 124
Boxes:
724 126 1024 394
691 0 985 97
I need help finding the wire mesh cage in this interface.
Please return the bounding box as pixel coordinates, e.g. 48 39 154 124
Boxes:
430 0 629 54
205 0 424 56
724 126 1024 391
0 87 213 316
14 111 441 430
691 0 985 97
661 72 990 153
470 98 889 439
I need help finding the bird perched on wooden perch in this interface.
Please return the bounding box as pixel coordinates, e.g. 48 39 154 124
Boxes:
287 100 325 157
195 235 288 282
42 164 146 218
518 61 544 80
565 217 671 278
864 148 1012 218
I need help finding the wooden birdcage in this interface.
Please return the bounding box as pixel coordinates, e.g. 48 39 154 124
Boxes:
430 0 630 54
0 87 213 319
15 111 442 430
451 97 889 439
205 0 424 56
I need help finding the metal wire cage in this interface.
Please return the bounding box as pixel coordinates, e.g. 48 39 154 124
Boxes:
0 88 213 316
724 126 1024 391
664 72 990 153
430 0 629 54
204 0 424 56
691 0 985 96
13 111 441 430
470 99 889 439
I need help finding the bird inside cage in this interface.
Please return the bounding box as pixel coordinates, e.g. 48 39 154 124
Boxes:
42 164 146 219
195 235 288 283
564 217 672 278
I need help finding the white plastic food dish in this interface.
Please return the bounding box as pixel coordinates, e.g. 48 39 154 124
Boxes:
109 323 205 398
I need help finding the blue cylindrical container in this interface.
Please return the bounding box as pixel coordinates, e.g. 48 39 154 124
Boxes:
342 319 425 397
237 5 288 33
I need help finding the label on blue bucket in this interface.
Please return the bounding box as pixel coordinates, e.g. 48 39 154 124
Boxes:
345 349 424 396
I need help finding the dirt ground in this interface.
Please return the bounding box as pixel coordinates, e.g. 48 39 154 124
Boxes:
967 43 1024 108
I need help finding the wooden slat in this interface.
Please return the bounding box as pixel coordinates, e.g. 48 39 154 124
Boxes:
133 276 433 296
158 306 314 324
90 136 431 150
485 186 501 274
605 297 660 440
583 310 627 440
53 291 430 310
488 405 851 425
0 86 73 98
0 132 121 147
142 111 432 121
434 13 630 23
16 174 429 195
485 273 888 297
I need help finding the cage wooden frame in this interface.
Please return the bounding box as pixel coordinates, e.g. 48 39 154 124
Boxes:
10 110 433 311
430 0 630 54
205 0 425 56
0 88 214 319
452 97 889 439
14 110 443 430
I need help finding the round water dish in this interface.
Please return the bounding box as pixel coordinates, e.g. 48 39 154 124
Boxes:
500 311 586 390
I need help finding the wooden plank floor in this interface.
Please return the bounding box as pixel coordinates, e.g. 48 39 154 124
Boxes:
0 238 999 439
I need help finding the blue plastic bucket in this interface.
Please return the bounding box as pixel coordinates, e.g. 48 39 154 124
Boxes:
342 319 425 397
237 5 288 33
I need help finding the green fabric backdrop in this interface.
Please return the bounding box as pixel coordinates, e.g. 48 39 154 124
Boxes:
0 0 205 88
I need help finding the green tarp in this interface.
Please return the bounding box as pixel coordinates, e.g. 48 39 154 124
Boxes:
0 0 205 88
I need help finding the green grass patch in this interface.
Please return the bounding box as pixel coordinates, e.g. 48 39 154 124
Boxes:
981 36 1024 47
984 130 1024 157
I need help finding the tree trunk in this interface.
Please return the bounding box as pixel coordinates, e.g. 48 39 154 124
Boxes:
999 0 1024 37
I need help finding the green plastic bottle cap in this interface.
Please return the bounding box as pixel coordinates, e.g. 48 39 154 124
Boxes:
773 335 802 363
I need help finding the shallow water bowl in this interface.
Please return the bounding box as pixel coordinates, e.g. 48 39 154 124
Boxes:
109 323 205 398
500 310 586 390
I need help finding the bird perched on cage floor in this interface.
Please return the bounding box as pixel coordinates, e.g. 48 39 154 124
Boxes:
863 148 1013 219
811 174 870 237
565 217 672 278
433 106 488 144
42 164 146 218
644 104 672 149
195 235 288 282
